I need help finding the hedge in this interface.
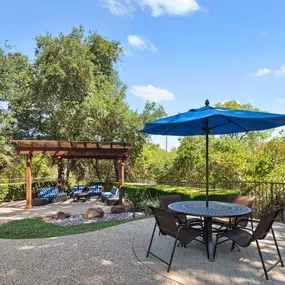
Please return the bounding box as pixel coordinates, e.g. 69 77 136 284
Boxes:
0 180 56 202
122 183 240 207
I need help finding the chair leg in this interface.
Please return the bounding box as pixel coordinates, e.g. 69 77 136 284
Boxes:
167 237 178 272
271 228 284 267
213 235 219 259
231 241 235 251
146 222 157 258
256 239 269 280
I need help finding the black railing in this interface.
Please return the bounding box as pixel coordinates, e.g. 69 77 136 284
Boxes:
158 180 285 222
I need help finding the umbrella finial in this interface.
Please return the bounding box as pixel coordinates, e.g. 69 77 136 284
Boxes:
205 99 210 106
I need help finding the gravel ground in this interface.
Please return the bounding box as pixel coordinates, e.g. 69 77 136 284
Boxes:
45 212 144 226
0 218 178 285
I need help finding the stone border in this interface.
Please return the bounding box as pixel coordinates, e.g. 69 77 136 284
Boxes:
132 231 197 285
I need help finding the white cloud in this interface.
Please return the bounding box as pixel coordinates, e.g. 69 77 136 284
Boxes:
249 68 272 76
102 0 200 17
130 84 175 102
127 35 156 52
138 0 200 17
274 66 285 77
102 0 135 16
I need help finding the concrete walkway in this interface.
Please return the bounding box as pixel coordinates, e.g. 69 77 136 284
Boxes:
0 216 285 284
0 219 176 285
133 219 285 285
0 199 112 223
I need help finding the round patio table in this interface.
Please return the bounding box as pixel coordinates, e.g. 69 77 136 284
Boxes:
168 201 252 262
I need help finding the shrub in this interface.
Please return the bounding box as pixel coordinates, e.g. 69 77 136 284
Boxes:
0 180 56 202
122 183 240 208
0 184 9 202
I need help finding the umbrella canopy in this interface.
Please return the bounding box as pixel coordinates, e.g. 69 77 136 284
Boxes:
139 100 285 206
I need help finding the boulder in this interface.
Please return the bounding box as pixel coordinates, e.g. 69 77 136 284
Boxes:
56 211 70 220
123 200 135 213
111 205 126 214
85 207 104 219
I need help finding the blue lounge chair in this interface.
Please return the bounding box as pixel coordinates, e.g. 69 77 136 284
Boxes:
70 185 85 198
101 187 119 199
88 185 102 197
39 187 67 202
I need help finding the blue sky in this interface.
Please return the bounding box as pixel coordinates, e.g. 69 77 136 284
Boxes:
1 0 285 148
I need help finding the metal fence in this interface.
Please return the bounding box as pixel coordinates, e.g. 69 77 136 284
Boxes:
158 180 285 222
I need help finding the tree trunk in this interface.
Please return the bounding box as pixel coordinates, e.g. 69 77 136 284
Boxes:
95 159 102 181
114 159 119 182
65 166 70 188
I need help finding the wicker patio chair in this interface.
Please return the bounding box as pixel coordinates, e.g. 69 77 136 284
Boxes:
147 206 202 272
212 195 255 228
159 195 201 226
214 208 284 280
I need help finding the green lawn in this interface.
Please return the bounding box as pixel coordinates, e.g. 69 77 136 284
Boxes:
0 217 141 239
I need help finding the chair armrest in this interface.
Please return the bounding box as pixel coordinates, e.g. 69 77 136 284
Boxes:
236 218 250 225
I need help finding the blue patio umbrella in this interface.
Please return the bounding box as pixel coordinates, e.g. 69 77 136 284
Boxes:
139 100 285 207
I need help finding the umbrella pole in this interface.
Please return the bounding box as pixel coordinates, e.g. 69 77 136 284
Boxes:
206 131 209 207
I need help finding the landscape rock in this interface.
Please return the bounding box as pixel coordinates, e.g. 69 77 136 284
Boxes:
85 207 104 219
56 211 71 220
111 205 126 214
122 201 134 213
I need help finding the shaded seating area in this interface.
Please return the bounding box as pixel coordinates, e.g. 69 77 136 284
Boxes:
10 140 130 209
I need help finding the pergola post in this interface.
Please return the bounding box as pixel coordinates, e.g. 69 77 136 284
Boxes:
57 156 64 192
25 154 32 209
119 159 125 205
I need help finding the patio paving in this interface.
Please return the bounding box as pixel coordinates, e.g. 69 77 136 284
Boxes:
0 198 112 223
133 219 285 285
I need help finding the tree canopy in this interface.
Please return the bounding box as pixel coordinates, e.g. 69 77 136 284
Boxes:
1 28 285 185
0 27 165 182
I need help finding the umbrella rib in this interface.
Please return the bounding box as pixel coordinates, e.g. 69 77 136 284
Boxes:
211 116 249 133
161 121 204 135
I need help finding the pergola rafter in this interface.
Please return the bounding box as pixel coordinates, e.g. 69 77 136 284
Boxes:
10 140 131 209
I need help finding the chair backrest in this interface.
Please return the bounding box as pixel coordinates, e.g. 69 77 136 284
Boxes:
111 187 118 196
232 196 255 226
159 195 182 210
40 187 57 197
73 185 85 192
254 208 283 240
149 206 178 238
90 185 101 191
233 195 255 207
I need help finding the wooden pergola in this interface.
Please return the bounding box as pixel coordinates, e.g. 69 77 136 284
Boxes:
10 140 131 209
